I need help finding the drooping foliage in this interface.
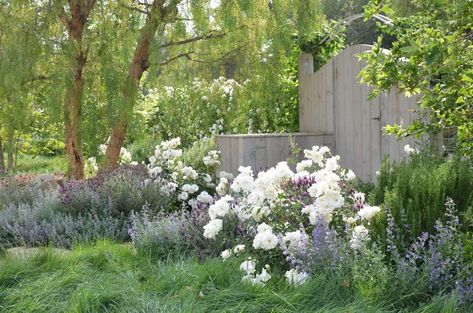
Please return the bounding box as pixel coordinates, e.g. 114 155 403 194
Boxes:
360 0 473 155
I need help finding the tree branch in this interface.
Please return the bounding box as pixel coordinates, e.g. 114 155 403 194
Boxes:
158 51 195 66
159 31 227 48
120 2 149 15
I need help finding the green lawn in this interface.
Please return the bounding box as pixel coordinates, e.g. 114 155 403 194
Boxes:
0 241 464 313
1 154 66 176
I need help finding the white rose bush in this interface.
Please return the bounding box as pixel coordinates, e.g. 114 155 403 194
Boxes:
202 145 382 286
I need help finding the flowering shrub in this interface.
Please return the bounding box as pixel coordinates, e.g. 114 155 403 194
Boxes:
202 145 381 285
138 76 298 147
59 164 170 217
146 137 224 212
0 191 128 249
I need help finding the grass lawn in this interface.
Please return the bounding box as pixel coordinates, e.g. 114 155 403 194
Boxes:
0 241 464 313
1 154 67 175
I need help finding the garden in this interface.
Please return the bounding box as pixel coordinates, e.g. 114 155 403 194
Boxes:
0 0 472 312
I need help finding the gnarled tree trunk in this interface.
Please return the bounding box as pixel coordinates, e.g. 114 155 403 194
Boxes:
104 3 161 169
6 126 14 170
58 0 96 180
0 135 5 174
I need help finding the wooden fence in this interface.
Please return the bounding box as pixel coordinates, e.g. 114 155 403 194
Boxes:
217 45 424 182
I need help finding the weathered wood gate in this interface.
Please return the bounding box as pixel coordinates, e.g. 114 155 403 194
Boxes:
217 45 421 182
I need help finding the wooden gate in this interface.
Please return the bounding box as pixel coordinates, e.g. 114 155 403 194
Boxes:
299 45 419 182
217 45 425 182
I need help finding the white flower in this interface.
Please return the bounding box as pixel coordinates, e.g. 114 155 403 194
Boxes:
208 196 232 219
231 171 254 193
404 144 417 155
325 155 340 171
177 192 189 201
285 269 309 286
296 159 313 173
216 177 228 196
182 184 199 194
181 166 198 180
343 216 358 224
203 219 223 239
256 223 272 233
345 169 356 181
357 205 381 221
238 166 253 176
240 260 256 275
282 230 307 251
197 191 214 204
203 150 220 166
251 206 270 222
203 174 212 183
221 249 232 260
350 225 370 250
304 146 324 166
253 230 278 250
233 244 245 254
255 268 272 283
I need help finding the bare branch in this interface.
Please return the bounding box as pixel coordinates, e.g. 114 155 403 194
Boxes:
159 31 227 48
158 51 195 66
120 2 149 15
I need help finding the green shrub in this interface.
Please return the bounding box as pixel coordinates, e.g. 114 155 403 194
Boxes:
370 152 473 241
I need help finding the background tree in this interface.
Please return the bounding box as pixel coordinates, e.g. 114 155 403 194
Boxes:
104 0 321 168
361 0 473 154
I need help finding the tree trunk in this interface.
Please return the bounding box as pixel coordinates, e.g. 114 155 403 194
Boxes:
0 135 5 174
6 127 14 170
58 1 96 180
104 3 161 169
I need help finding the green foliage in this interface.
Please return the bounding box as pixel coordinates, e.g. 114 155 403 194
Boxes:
361 0 473 155
370 151 473 241
0 241 470 312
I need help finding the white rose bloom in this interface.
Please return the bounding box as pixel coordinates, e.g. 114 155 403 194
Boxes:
296 159 313 173
231 173 254 193
188 199 199 209
203 219 223 239
257 223 273 233
357 205 381 221
240 260 256 275
197 191 214 204
208 196 232 219
255 268 272 283
325 155 340 171
216 177 228 196
343 216 358 224
181 166 198 180
251 206 270 222
177 192 189 201
283 230 308 251
304 146 324 165
233 244 245 254
345 169 356 181
253 230 278 250
221 249 232 260
285 269 309 286
182 184 199 194
404 144 417 155
238 166 253 176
